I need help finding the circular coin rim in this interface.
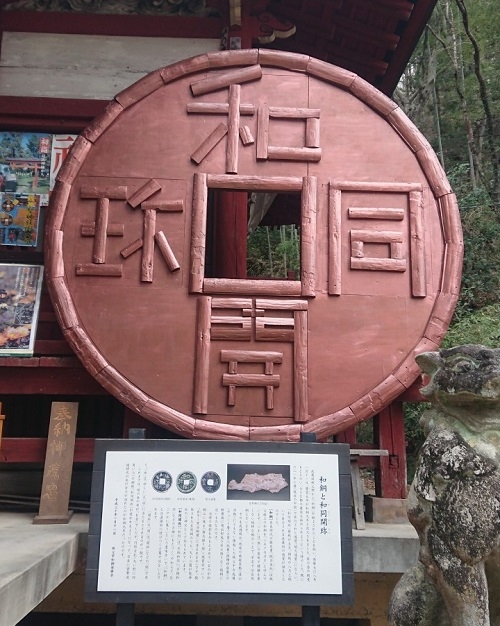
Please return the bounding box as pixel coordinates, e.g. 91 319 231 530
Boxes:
45 50 463 441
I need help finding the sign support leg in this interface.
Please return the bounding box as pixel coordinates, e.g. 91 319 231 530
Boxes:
302 605 321 626
114 428 145 626
116 603 135 626
300 432 321 626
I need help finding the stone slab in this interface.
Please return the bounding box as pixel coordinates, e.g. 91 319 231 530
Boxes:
0 512 419 626
353 523 419 573
0 512 87 626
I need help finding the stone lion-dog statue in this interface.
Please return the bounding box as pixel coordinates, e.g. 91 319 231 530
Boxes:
388 344 500 626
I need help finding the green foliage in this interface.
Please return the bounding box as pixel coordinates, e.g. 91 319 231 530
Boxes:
397 0 500 198
447 163 500 319
389 0 500 480
0 133 24 161
246 226 273 278
443 303 500 347
26 135 42 158
403 402 429 481
247 225 300 279
276 226 300 276
402 162 500 478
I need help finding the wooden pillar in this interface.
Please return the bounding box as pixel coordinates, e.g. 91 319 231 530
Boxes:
227 0 253 50
213 189 248 278
0 403 5 449
213 1 297 280
373 401 407 499
335 425 357 445
210 1 253 280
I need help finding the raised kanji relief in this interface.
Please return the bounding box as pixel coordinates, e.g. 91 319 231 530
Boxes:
77 185 127 276
188 66 261 173
188 64 322 172
193 296 308 421
76 179 184 282
328 181 426 297
190 173 317 297
256 105 321 162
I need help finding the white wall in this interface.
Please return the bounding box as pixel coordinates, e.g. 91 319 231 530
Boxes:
0 32 220 99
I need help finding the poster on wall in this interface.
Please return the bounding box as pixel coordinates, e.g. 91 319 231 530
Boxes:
86 439 353 606
0 263 44 356
0 193 41 247
49 134 78 191
0 132 77 249
0 132 52 196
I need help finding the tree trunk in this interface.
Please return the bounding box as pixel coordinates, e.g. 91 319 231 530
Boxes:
454 0 499 201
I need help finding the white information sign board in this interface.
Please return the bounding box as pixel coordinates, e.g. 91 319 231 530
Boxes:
86 440 353 606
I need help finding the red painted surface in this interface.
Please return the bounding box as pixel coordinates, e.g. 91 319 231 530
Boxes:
374 403 408 499
0 4 442 494
0 8 225 38
212 190 248 278
0 364 106 394
0 438 95 463
335 427 357 446
336 419 407 496
45 50 462 442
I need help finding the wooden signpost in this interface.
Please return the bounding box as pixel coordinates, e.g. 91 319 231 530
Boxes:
33 401 78 524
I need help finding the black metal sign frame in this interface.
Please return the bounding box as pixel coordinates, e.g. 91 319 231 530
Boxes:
85 439 353 606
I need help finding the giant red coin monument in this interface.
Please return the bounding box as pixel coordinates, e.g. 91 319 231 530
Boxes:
46 50 462 441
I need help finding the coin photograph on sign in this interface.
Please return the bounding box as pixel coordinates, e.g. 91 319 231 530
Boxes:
201 471 221 494
152 471 172 493
46 50 462 441
176 471 197 494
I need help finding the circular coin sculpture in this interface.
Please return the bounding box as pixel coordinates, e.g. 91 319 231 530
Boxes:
46 50 462 440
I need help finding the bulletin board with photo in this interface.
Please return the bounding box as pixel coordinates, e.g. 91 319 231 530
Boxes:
0 132 76 355
86 439 354 607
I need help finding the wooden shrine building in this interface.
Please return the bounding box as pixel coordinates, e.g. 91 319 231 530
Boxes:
0 1 463 625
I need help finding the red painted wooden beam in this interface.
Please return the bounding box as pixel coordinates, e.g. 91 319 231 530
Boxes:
397 378 426 403
0 437 95 463
0 96 108 132
212 190 248 279
0 362 107 394
374 403 408 499
0 9 225 39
